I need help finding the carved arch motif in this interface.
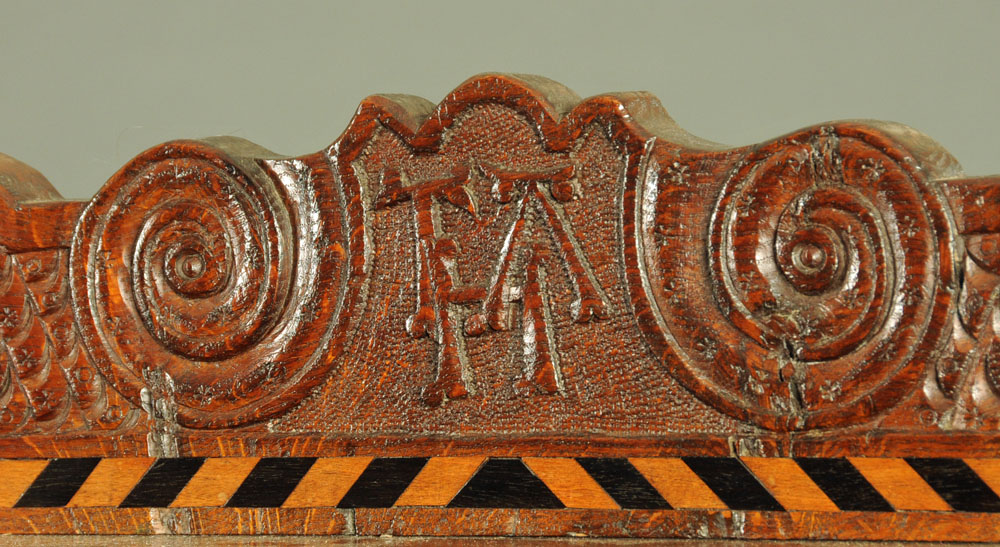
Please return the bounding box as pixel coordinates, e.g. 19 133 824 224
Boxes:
1 74 997 434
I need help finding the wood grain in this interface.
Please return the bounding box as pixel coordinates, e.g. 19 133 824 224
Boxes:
394 456 484 507
0 460 49 507
522 457 618 509
1 73 1000 538
848 457 951 511
170 458 258 508
283 457 373 508
628 457 727 510
67 458 153 507
740 458 839 512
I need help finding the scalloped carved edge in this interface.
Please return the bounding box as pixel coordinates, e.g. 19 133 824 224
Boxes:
0 73 997 436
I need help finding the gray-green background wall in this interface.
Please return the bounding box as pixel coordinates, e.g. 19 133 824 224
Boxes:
2 0 998 198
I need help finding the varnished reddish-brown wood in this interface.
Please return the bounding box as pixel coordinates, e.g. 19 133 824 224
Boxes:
0 153 85 253
4 73 1000 538
349 508 1000 541
0 507 351 535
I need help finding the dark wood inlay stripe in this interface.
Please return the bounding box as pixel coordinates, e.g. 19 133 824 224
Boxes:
907 458 1000 513
14 458 101 508
338 458 429 508
449 458 563 509
226 457 317 508
794 458 893 512
120 457 205 508
682 457 783 511
576 458 671 509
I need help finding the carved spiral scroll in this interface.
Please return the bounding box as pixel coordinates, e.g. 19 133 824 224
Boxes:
130 165 289 362
71 140 354 428
714 150 893 363
635 124 958 430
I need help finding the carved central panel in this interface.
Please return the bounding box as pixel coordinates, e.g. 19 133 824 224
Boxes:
371 158 609 405
8 72 1000 541
335 104 642 415
278 99 742 436
19 73 992 439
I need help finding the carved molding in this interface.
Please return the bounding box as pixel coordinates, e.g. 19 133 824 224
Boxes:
3 73 1000 539
4 73 998 436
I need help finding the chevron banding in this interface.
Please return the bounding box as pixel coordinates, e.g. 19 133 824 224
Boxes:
1 456 999 512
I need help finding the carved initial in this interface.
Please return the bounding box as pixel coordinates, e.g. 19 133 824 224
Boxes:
5 73 1000 439
374 162 607 406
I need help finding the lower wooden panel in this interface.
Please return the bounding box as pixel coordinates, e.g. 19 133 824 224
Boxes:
1 507 999 541
0 507 351 535
355 509 1000 541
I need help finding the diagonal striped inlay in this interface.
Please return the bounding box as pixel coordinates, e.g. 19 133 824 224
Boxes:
575 458 671 509
226 457 317 508
69 457 154 507
682 457 783 511
523 457 618 509
964 458 1000 502
15 458 101 508
848 457 951 512
0 456 999 512
283 457 373 508
338 458 429 508
629 457 727 510
794 458 894 512
449 458 563 508
907 458 1000 513
170 457 259 507
395 456 485 507
740 457 838 512
120 457 204 508
0 460 53 507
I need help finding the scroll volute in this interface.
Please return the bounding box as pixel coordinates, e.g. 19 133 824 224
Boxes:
69 138 357 429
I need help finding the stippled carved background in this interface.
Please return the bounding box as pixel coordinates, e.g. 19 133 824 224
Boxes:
3 74 1000 457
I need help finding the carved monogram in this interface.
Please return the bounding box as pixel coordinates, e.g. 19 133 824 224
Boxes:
3 74 1000 440
372 162 607 405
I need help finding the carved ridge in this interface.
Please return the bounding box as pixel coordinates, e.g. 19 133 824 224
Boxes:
0 73 996 438
70 139 355 428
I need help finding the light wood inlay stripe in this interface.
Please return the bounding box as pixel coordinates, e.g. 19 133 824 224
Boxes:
964 459 1000 502
0 460 49 507
67 457 153 507
741 457 839 512
395 457 485 507
523 457 618 509
850 457 951 512
2 456 993 512
284 457 374 508
629 457 726 509
170 457 259 507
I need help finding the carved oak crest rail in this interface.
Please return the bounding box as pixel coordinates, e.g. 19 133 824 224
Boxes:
2 74 1000 539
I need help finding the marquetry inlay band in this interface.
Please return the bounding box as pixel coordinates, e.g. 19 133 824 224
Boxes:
4 456 1000 512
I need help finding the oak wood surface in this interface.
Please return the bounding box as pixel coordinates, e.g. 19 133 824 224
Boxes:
1 73 1000 539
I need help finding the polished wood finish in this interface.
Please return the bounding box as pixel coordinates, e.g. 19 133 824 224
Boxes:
2 73 1000 539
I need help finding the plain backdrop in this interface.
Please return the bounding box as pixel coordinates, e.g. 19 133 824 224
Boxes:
1 0 998 199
